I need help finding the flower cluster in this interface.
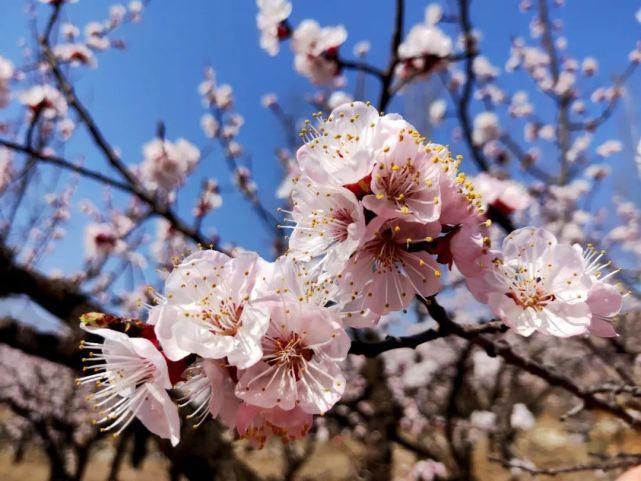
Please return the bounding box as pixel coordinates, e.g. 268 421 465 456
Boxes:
78 102 625 449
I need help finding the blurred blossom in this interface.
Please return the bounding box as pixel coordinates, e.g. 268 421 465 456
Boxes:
397 21 452 79
585 164 611 180
200 113 220 138
472 172 531 215
291 20 346 85
57 117 76 140
199 67 234 109
256 0 292 56
510 403 536 430
18 84 67 119
109 4 127 26
408 460 447 481
582 57 598 76
0 55 14 108
595 140 622 158
353 40 370 57
471 410 497 430
472 350 502 381
424 3 443 25
472 111 500 145
234 166 257 196
327 90 353 110
509 91 533 117
85 22 110 51
0 147 12 191
429 99 447 125
473 56 499 81
54 43 97 67
260 92 278 109
139 137 200 192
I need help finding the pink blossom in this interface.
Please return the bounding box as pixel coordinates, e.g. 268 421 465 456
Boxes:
285 180 366 275
297 101 406 187
581 245 624 337
178 359 240 428
78 327 180 446
236 296 349 414
150 250 270 369
362 135 442 224
472 172 531 215
338 218 442 316
472 228 595 337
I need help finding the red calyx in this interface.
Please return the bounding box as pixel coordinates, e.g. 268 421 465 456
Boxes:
141 325 187 385
343 173 372 200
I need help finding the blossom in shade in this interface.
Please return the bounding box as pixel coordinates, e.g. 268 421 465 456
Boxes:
139 138 200 192
235 404 312 447
256 0 292 56
291 20 347 85
78 327 180 446
409 459 448 481
18 85 68 119
235 296 350 414
149 250 270 369
177 359 239 428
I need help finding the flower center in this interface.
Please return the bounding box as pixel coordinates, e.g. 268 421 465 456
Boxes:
265 333 313 380
364 229 402 272
200 300 243 336
376 162 421 208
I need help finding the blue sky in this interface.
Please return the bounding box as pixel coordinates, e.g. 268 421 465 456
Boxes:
0 0 640 281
